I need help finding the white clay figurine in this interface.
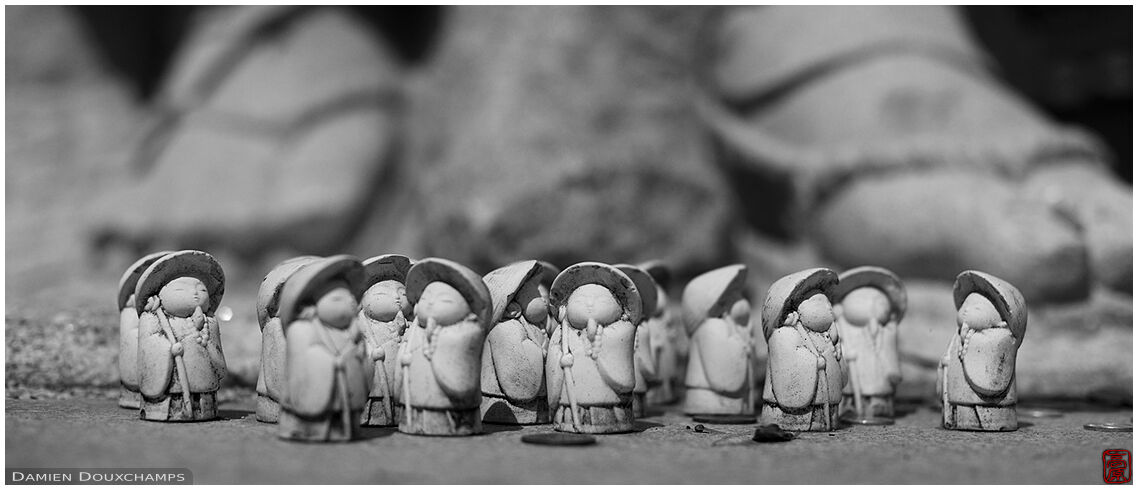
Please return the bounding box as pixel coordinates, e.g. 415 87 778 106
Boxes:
681 264 754 417
117 251 171 410
481 260 550 424
615 264 659 418
254 255 320 423
357 254 414 427
834 266 906 422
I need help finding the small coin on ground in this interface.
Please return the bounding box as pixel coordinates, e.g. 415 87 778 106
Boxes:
692 414 757 425
752 424 795 443
841 415 895 426
1084 422 1133 433
1022 408 1063 419
521 433 597 446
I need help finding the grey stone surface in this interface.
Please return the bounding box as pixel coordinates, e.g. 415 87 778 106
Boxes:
5 397 1132 484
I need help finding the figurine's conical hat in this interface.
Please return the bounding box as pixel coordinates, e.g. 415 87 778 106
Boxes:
833 266 907 323
256 255 321 328
681 264 747 335
484 260 544 323
117 251 173 310
407 258 493 331
135 250 225 315
615 264 658 324
550 262 642 325
637 259 671 289
277 255 366 328
760 268 838 339
953 270 1028 343
362 254 413 288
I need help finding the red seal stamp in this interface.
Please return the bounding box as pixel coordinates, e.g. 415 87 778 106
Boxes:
1103 449 1131 484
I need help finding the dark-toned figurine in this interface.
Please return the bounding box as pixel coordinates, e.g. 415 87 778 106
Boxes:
358 254 413 427
481 260 550 424
117 251 171 409
395 258 491 436
940 270 1028 432
546 262 641 434
615 264 658 418
277 255 372 442
136 250 227 422
254 255 320 423
639 260 680 405
834 266 906 422
759 268 844 431
682 264 754 417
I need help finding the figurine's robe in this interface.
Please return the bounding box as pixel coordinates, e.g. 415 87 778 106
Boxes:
257 317 286 403
119 307 141 391
685 318 750 396
763 325 844 409
283 319 371 417
359 313 404 399
546 320 636 408
943 329 1017 405
481 318 546 403
837 318 900 396
394 321 483 410
633 322 657 394
138 310 226 398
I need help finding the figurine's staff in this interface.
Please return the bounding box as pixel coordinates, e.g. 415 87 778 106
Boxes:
848 354 864 417
155 306 194 419
796 323 831 429
400 318 419 425
360 318 395 421
558 307 583 431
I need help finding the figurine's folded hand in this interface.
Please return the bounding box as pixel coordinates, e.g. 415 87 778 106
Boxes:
560 353 574 368
372 349 385 362
815 356 826 370
171 342 184 356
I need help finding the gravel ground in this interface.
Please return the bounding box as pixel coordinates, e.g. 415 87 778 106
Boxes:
5 395 1133 484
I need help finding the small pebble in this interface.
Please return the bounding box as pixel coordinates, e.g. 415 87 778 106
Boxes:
752 424 795 443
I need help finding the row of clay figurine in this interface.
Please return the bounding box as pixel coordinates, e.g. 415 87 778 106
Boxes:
115 251 1027 441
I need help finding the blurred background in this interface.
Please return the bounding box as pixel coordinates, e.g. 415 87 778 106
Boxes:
5 6 1132 404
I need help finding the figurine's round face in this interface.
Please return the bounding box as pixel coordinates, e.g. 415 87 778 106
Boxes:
159 276 210 318
566 283 621 329
516 278 547 326
653 285 668 318
796 292 833 332
957 292 1001 330
840 287 891 326
362 280 407 322
415 281 471 326
314 280 358 329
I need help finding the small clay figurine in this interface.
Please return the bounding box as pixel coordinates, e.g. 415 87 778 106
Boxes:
277 255 372 442
394 258 491 436
759 268 845 431
358 254 413 427
681 264 755 417
535 260 560 336
116 251 172 409
639 260 681 405
481 260 550 424
940 270 1028 432
254 255 321 423
136 250 227 422
834 266 906 421
614 264 658 418
546 262 641 434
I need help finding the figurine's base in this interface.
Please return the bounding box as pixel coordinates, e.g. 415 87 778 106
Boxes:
682 387 754 416
840 394 894 418
553 402 635 434
140 392 217 422
279 409 362 442
480 393 550 425
646 383 677 406
361 397 397 427
632 392 647 418
255 394 280 423
397 405 481 436
118 387 141 409
943 403 1018 431
759 402 840 431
